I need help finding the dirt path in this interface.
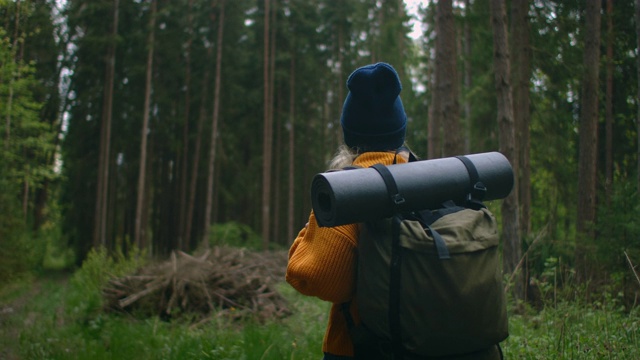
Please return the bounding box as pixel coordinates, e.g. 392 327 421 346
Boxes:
0 271 69 360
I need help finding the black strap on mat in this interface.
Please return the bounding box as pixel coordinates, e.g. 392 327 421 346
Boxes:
455 155 486 209
371 164 405 210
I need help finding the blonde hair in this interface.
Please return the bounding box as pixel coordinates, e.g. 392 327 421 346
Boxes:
326 143 415 171
327 145 359 170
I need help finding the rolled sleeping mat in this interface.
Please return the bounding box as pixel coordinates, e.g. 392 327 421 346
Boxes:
311 151 514 227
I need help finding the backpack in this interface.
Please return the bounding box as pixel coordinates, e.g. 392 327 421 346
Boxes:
343 155 509 360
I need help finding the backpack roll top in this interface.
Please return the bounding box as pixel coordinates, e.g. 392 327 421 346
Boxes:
401 207 498 254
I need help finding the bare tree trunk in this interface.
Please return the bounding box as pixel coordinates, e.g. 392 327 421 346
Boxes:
427 53 439 159
511 0 532 238
637 0 640 195
605 0 613 205
273 90 283 244
269 3 278 243
184 46 213 249
336 6 345 147
463 0 472 154
438 0 462 157
203 0 225 248
287 53 296 244
430 0 461 158
134 0 156 249
94 0 119 249
261 0 273 250
178 0 195 251
489 0 522 299
576 0 601 282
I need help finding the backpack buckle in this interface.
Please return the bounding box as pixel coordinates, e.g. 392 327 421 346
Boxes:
392 194 405 206
468 181 486 202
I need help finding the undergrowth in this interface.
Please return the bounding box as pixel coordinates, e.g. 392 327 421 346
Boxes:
5 247 640 359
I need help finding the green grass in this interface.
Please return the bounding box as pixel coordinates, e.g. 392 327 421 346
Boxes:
503 301 640 359
3 265 639 359
11 279 329 360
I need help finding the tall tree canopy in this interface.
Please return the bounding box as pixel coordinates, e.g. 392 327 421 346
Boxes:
1 1 640 297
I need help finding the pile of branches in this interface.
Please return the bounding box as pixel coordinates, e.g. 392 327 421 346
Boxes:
103 247 291 324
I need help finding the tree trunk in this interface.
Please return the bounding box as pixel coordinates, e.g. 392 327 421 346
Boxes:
463 0 472 154
269 3 278 243
605 0 613 205
489 0 522 299
134 0 156 249
430 0 461 158
94 0 119 249
576 0 601 281
178 0 195 251
184 46 213 248
261 0 273 250
437 0 462 157
203 0 225 248
336 5 345 147
427 53 439 159
5 0 21 150
287 53 296 244
637 0 640 195
510 0 532 238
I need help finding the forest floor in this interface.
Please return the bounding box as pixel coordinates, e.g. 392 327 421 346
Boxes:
0 270 70 360
0 248 290 359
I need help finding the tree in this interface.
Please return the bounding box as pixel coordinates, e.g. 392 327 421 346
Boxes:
430 0 461 158
489 0 522 298
184 44 213 248
637 0 640 195
604 0 613 205
462 0 472 154
0 0 59 276
261 0 273 250
203 0 225 247
576 0 601 281
510 0 532 237
94 0 119 249
177 0 195 252
134 0 156 249
287 51 296 243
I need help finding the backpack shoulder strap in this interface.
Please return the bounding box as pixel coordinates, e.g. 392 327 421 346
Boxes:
393 146 419 164
369 163 404 359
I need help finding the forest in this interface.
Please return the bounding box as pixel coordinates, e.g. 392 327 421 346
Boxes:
1 0 640 334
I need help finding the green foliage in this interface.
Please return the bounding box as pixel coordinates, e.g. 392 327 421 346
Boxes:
504 301 640 359
598 180 640 263
9 271 640 360
208 221 267 250
0 228 39 284
65 246 147 320
0 5 60 280
39 205 76 270
16 277 328 359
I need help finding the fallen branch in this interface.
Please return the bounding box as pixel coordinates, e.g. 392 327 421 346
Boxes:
504 224 548 294
625 251 640 288
103 246 291 322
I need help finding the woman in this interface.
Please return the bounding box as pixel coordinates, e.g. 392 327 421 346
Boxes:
286 62 410 359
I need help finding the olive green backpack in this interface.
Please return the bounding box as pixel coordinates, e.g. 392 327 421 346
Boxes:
344 157 509 360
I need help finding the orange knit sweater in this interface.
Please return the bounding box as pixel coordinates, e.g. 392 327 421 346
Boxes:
286 152 408 357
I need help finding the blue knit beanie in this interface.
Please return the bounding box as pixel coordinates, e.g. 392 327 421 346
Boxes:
340 62 407 152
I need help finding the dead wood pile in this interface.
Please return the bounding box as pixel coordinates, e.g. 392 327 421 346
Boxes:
102 246 291 323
